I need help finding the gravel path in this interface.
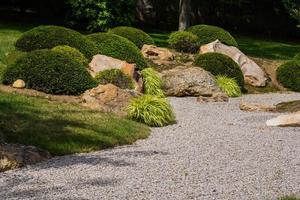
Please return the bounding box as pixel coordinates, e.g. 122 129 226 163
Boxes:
1 93 300 200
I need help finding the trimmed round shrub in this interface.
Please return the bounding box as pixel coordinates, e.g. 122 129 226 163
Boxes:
3 50 96 95
168 31 198 53
294 52 300 60
15 25 98 60
141 68 164 97
95 69 134 89
86 33 147 70
216 75 241 97
109 26 154 49
52 45 88 66
187 24 238 47
277 60 300 92
194 53 244 88
127 95 175 127
2 51 27 66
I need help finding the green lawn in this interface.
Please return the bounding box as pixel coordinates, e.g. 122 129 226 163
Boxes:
0 92 150 155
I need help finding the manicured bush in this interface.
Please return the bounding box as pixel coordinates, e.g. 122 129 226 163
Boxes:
86 33 147 70
109 26 155 49
168 31 198 53
15 25 98 60
187 24 238 47
194 53 244 89
95 69 134 89
216 75 241 97
127 95 175 127
2 51 27 66
294 52 300 60
3 50 96 95
141 68 164 97
277 60 300 92
52 45 88 66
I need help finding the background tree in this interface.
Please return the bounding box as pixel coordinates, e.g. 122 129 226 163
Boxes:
179 0 191 30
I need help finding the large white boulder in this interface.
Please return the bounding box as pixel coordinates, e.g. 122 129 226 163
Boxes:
266 112 300 127
200 40 267 87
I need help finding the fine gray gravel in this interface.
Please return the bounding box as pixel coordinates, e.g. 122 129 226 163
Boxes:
1 93 300 200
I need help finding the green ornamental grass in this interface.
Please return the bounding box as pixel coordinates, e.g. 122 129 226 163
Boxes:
216 75 241 97
141 68 165 97
127 95 175 127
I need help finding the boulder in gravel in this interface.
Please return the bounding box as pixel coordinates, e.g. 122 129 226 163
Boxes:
239 101 276 112
89 54 135 78
200 40 267 87
141 44 175 66
0 143 51 172
197 92 229 103
81 84 140 116
12 79 25 89
161 66 221 97
266 112 300 127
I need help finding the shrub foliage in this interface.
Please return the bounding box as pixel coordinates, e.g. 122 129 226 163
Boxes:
15 25 98 60
216 75 241 97
294 52 300 60
141 68 164 97
3 50 96 95
95 69 134 89
194 53 244 88
168 31 198 53
109 26 155 49
86 33 147 70
127 95 175 127
52 45 88 66
277 60 300 92
187 24 238 47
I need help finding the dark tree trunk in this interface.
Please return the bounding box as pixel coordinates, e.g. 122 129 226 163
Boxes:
179 0 191 30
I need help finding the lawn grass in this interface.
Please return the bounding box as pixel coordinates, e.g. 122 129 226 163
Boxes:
0 92 150 155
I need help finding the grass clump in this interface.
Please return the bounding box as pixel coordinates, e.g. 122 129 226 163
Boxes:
216 75 241 97
0 92 150 155
141 68 165 97
95 69 134 89
188 24 238 47
109 26 154 49
86 33 147 70
52 45 88 66
15 25 98 60
279 196 300 200
168 31 198 53
276 60 300 92
127 95 175 127
194 52 244 89
3 50 96 95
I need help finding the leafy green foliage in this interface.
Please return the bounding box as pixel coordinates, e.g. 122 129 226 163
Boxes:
194 53 244 89
2 51 27 66
168 31 198 53
109 26 155 49
188 24 238 47
52 45 88 66
95 69 134 89
86 32 147 70
0 92 150 155
127 95 175 127
15 25 98 60
66 0 137 31
3 50 96 95
216 75 241 97
0 63 6 83
279 196 300 200
277 60 300 92
294 52 300 60
141 68 165 97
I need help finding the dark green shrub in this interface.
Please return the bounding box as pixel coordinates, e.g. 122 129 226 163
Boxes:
277 60 300 92
52 45 88 66
86 33 147 70
109 26 154 49
95 69 134 89
15 25 98 60
294 52 300 60
187 24 238 47
168 31 198 53
2 51 27 66
3 50 96 95
194 53 244 88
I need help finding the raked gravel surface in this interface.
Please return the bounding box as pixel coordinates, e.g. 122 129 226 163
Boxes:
1 93 300 200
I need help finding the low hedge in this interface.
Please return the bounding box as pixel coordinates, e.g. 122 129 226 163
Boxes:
109 26 154 49
86 33 147 70
277 60 300 92
52 45 88 66
194 52 244 89
15 25 98 60
3 50 96 95
95 69 134 89
187 24 238 47
168 31 198 53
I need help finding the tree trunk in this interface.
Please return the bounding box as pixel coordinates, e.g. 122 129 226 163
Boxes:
179 0 191 30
